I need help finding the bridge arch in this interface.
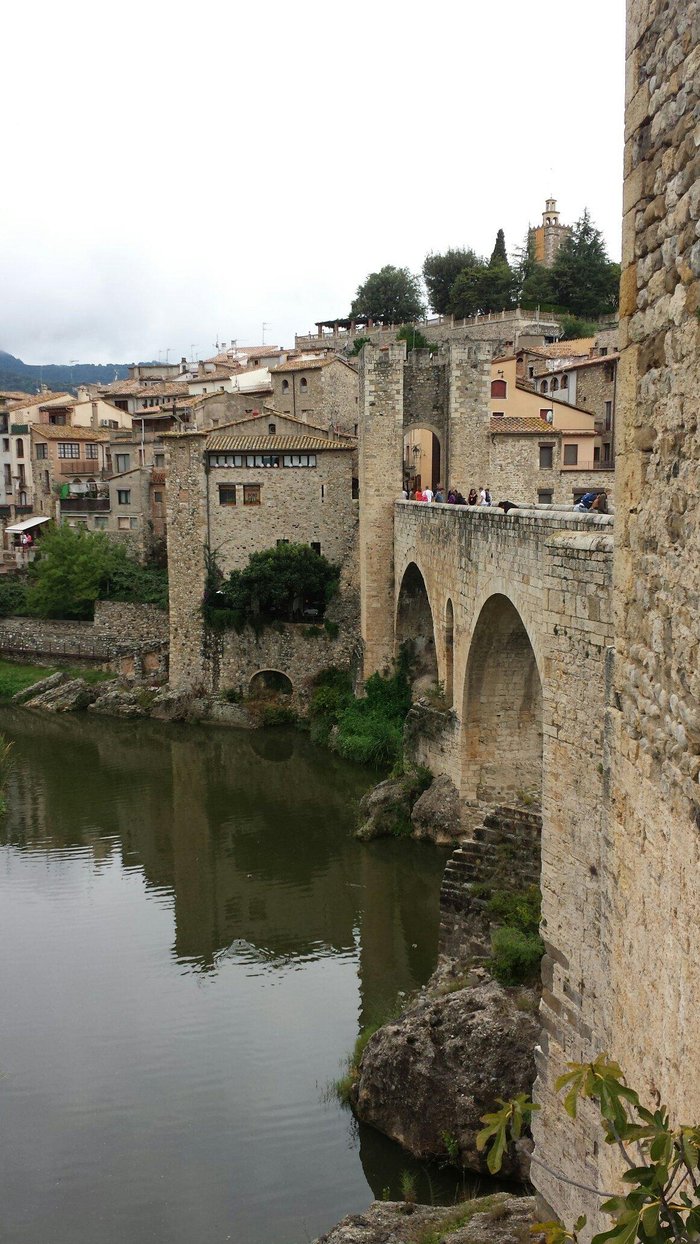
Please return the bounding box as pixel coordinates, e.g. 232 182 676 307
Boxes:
461 593 543 806
444 598 455 706
395 560 438 695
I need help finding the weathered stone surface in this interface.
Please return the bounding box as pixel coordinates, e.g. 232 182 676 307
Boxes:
88 685 151 719
356 778 411 841
11 671 65 704
411 774 463 845
352 969 538 1178
313 1193 539 1244
25 678 98 713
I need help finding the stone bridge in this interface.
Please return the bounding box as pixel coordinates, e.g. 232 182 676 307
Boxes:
360 497 616 1224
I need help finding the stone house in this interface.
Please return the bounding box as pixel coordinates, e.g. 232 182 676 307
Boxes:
270 355 359 436
533 354 619 466
485 417 603 506
31 424 110 516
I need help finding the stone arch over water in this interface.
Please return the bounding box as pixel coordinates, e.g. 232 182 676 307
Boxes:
395 561 438 695
461 593 543 806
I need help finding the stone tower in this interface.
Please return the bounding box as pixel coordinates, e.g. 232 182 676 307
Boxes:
531 197 570 268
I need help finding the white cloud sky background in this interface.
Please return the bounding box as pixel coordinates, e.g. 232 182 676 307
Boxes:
1 0 626 365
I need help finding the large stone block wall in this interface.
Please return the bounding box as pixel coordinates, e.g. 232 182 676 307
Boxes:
0 602 168 665
558 0 700 1228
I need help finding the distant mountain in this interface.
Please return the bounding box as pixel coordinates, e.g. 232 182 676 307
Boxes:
0 351 132 397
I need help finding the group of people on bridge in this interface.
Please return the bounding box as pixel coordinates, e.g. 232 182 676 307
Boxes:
403 485 493 506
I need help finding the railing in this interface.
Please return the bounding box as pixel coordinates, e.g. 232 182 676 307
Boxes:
58 459 100 475
60 497 111 513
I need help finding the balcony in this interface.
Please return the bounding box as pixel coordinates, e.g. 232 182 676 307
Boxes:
60 496 110 513
58 459 100 475
151 469 166 485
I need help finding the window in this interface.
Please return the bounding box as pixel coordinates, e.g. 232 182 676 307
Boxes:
153 491 163 503
604 363 615 382
604 401 612 430
354 423 358 436
528 366 534 379
539 444 554 469
490 378 507 398
118 516 138 530
560 374 568 389
85 444 98 459
599 347 608 356
58 443 80 459
94 516 108 530
35 443 48 460
117 489 131 505
43 470 50 491
563 444 579 465
310 541 321 555
492 411 504 418
17 464 25 485
243 485 261 506
320 483 326 502
538 490 554 504
3 465 10 489
603 442 611 463
218 485 236 505
282 379 290 392
154 453 165 468
551 377 559 391
15 439 24 458
299 377 308 392
2 438 8 452
115 454 130 473
49 412 66 425
86 478 97 493
540 380 548 394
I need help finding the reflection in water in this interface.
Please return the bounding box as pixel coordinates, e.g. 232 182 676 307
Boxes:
0 708 453 1244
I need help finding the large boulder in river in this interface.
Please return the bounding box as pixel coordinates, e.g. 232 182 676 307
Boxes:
352 969 538 1180
25 678 98 713
356 778 412 840
411 774 463 845
12 671 65 704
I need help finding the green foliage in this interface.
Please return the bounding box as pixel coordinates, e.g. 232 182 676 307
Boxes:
489 228 508 266
397 324 433 351
222 687 241 704
400 1170 417 1204
204 543 339 631
25 524 168 620
0 574 30 617
261 705 297 727
333 1024 380 1105
0 660 53 699
423 248 480 315
309 656 412 770
442 1130 460 1164
349 335 372 356
476 1094 540 1175
487 885 541 938
482 1054 700 1244
488 927 544 986
350 265 426 323
558 315 600 340
448 263 486 318
551 211 620 319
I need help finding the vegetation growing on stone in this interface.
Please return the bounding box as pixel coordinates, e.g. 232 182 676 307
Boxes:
486 885 544 986
203 543 339 632
309 654 412 769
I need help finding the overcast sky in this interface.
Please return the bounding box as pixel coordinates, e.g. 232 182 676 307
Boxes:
2 0 626 366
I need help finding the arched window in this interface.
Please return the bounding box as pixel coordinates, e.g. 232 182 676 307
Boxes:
282 379 289 392
15 439 24 458
299 377 308 393
560 374 568 389
540 380 548 394
491 378 507 399
551 377 559 392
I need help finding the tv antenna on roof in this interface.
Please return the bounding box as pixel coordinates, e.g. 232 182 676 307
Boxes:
262 322 270 345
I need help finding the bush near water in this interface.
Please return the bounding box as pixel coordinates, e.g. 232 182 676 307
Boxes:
309 654 412 770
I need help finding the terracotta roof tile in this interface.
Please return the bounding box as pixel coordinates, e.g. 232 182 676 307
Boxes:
8 391 72 409
206 434 355 453
31 425 110 441
490 417 561 435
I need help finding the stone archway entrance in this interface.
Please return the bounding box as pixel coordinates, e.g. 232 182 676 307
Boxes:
403 428 442 493
462 594 542 806
248 669 293 698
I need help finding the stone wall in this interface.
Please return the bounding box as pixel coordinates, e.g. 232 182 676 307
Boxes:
0 601 168 669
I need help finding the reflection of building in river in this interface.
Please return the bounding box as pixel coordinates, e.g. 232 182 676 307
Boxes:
0 711 444 1024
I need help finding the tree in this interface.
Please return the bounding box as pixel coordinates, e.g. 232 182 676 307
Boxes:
489 229 508 266
396 325 433 351
551 211 620 319
479 261 518 313
558 315 599 341
350 265 425 324
448 262 486 318
206 543 339 630
513 230 557 308
26 523 168 619
479 1054 700 1244
423 248 480 315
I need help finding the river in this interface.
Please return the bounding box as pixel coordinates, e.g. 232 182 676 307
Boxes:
0 708 455 1244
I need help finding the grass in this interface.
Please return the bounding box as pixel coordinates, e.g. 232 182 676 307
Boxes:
309 655 413 770
332 1024 380 1105
416 1193 508 1244
0 659 115 701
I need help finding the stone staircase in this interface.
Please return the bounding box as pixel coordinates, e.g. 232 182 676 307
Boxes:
439 804 542 963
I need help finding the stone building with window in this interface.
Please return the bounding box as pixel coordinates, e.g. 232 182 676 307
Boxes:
270 355 359 436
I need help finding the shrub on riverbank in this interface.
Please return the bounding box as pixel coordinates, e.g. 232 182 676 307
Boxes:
309 655 412 769
486 885 543 986
203 543 339 631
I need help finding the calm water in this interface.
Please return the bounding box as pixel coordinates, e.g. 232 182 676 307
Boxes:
0 708 454 1244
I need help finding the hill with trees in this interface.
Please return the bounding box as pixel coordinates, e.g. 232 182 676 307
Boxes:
0 351 132 397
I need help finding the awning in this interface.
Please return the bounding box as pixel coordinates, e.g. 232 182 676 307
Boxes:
5 516 51 534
